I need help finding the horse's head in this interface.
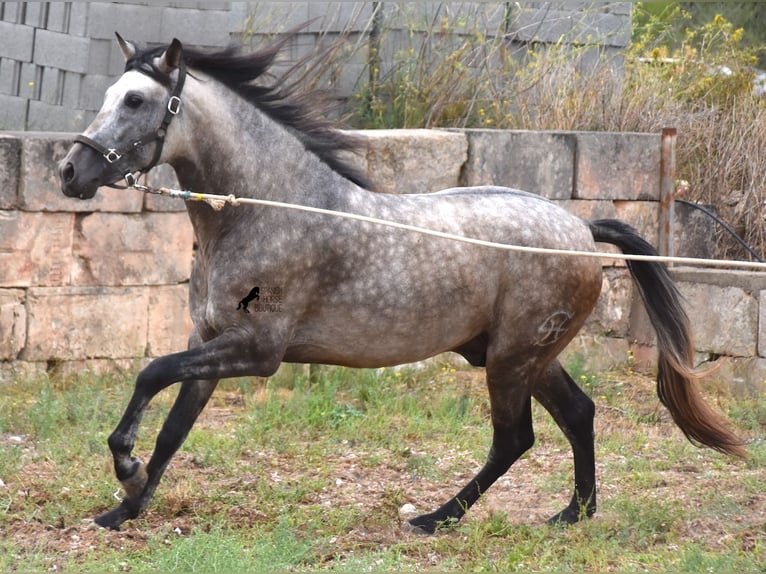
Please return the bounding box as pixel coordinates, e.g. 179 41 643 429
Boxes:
59 34 185 199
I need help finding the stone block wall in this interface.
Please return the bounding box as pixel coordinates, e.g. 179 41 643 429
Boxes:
1 128 763 395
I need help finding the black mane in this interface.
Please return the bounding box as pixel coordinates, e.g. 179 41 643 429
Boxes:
128 35 371 189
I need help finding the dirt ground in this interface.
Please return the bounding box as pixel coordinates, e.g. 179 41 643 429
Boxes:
2 376 765 569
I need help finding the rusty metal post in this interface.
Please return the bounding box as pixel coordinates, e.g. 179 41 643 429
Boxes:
659 127 677 261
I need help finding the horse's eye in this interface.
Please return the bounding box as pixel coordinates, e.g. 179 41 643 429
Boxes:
124 93 144 109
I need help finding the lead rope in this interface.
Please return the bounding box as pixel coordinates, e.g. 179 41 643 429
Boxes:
133 182 766 271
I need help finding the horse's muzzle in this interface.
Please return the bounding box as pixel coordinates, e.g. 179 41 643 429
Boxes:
59 143 109 199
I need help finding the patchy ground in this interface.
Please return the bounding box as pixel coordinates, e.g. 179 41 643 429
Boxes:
1 371 764 570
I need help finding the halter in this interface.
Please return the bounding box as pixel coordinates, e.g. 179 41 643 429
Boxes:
74 57 187 188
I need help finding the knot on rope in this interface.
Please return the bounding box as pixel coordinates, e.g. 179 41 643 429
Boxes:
204 197 228 211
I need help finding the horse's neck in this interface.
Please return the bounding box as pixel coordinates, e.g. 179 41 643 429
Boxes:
167 85 358 239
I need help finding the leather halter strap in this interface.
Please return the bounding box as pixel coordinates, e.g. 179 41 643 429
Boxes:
75 59 187 188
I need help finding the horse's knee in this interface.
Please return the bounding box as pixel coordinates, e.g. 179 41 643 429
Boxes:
107 429 131 456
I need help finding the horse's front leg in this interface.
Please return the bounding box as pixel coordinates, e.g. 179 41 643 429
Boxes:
95 377 219 529
95 331 282 530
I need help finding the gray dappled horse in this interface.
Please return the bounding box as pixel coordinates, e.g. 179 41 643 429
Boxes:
59 33 744 532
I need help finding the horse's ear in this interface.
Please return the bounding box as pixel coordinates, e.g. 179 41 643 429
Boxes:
159 38 183 73
115 32 136 61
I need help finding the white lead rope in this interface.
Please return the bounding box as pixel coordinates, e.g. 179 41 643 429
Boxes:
137 184 766 271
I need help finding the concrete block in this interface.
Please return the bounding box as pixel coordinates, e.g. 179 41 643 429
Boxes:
678 282 758 358
0 21 34 61
39 66 63 105
0 57 20 96
1 2 21 24
69 3 89 37
79 74 113 111
160 7 231 46
46 2 68 33
306 3 374 33
561 333 631 374
703 356 766 398
142 165 187 212
26 100 88 132
0 134 21 209
558 199 623 267
669 268 766 293
23 286 149 361
461 129 575 199
512 7 631 47
613 200 659 248
356 129 467 194
584 267 633 337
61 71 82 108
575 132 661 200
0 289 26 360
18 133 143 213
23 2 42 27
34 29 90 74
87 3 162 42
86 39 113 76
236 3 308 35
0 211 74 287
557 199 618 221
18 62 40 100
72 212 193 286
0 360 47 385
147 285 193 356
673 200 716 259
0 94 26 130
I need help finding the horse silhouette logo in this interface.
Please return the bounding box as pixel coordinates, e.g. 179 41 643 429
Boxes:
237 286 260 313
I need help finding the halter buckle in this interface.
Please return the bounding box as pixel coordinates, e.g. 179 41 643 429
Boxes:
167 96 182 115
105 149 122 163
124 172 138 187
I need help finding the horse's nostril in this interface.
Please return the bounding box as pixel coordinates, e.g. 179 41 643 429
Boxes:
62 162 75 184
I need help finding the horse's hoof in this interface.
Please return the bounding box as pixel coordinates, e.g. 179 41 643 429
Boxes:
406 513 458 535
94 510 123 531
403 519 435 536
547 505 595 526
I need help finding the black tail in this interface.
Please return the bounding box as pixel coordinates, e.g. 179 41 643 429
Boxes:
589 219 745 457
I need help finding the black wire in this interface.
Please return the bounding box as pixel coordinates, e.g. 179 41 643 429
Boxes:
675 198 763 263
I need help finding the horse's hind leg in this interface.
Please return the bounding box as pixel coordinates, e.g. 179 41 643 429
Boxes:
533 360 596 524
408 358 536 534
95 377 219 529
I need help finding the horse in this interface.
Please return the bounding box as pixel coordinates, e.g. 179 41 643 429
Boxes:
58 32 745 532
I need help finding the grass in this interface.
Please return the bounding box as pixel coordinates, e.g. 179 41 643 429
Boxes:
0 359 764 571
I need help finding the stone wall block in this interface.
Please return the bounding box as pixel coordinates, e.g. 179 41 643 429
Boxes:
19 133 143 213
678 282 758 358
0 289 26 360
575 133 660 200
0 21 34 61
357 129 467 194
0 134 21 209
72 212 193 286
585 267 633 337
613 200 659 248
34 29 90 73
0 211 73 287
160 7 231 46
142 165 186 212
87 3 162 42
23 286 148 361
461 129 575 199
0 94 27 130
147 285 193 357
